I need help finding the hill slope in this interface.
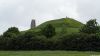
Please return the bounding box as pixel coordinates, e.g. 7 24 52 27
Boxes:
38 18 83 28
30 18 84 34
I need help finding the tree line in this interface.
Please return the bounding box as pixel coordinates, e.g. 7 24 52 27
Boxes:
0 19 100 51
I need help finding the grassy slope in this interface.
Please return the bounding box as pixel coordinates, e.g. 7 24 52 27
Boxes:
37 18 83 28
30 18 84 34
0 51 100 56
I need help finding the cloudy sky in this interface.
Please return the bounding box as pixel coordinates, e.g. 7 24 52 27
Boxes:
0 0 100 34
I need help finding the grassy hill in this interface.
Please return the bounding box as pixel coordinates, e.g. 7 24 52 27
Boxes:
38 18 83 28
30 18 84 34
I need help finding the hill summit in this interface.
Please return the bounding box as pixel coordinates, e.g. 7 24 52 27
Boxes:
37 18 83 28
30 18 84 34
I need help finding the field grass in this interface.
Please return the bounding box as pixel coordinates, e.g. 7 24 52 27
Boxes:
0 51 100 56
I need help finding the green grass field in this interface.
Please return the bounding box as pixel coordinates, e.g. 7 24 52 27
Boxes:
0 51 100 56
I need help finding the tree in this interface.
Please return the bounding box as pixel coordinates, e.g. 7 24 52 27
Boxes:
42 24 56 38
14 30 46 50
80 19 100 34
3 27 20 37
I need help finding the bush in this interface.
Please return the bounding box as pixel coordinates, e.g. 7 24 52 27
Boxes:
41 24 56 38
80 19 100 34
58 33 100 51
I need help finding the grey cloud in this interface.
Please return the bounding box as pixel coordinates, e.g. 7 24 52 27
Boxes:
77 0 100 23
0 0 100 34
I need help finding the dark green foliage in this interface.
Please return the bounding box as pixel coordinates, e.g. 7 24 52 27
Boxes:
14 30 47 50
56 33 100 51
0 18 100 51
1 27 20 50
42 24 56 38
80 19 100 34
3 27 20 37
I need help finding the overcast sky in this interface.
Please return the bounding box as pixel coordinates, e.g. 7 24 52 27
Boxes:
0 0 100 34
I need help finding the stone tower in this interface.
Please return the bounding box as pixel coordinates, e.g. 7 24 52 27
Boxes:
31 19 36 29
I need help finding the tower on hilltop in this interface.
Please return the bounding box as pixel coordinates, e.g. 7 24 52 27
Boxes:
31 19 36 29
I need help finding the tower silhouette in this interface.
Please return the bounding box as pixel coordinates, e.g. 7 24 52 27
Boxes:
31 19 36 29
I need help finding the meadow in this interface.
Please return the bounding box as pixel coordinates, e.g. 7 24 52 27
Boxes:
0 51 100 56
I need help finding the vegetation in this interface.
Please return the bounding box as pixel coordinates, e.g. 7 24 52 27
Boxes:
38 18 83 28
3 27 20 37
0 51 99 56
0 18 100 51
80 19 100 34
41 24 56 38
37 18 84 34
